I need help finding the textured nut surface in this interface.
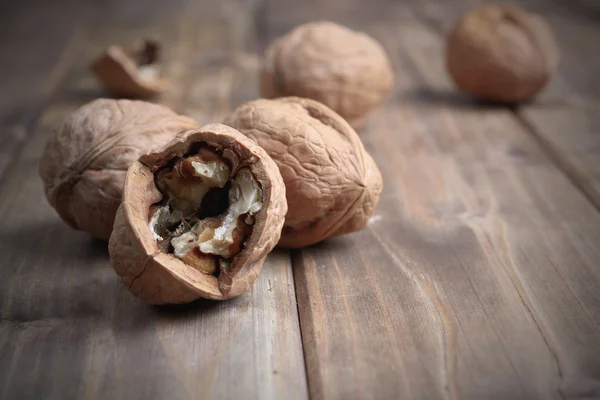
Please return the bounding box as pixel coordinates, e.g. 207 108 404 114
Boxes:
446 4 559 103
260 21 394 128
91 39 169 98
39 99 199 240
108 123 287 304
224 97 382 248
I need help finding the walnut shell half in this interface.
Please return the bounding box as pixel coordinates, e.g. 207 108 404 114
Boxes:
446 4 559 103
260 21 395 128
39 99 199 241
91 39 169 98
224 97 382 248
108 123 287 303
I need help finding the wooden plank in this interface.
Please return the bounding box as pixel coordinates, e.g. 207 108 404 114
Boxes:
0 1 308 399
288 6 600 399
0 0 93 178
0 0 90 111
518 107 600 209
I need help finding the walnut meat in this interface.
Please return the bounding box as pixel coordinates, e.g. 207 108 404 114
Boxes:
260 21 395 128
224 97 382 248
446 4 559 103
39 99 199 241
91 39 169 98
108 123 287 303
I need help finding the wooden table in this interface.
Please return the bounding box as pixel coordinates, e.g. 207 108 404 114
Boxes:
1 0 599 399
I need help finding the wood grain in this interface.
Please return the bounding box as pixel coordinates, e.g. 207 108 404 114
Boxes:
287 5 600 400
0 1 308 399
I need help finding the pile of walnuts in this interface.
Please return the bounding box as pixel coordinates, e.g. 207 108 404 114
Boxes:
41 97 381 304
40 9 559 304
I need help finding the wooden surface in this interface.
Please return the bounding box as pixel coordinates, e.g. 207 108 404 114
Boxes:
0 1 307 400
0 0 599 399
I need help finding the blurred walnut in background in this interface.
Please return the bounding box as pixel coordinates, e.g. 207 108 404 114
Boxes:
446 4 559 103
260 21 395 128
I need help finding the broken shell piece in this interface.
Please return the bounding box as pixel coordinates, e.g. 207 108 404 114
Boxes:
108 123 287 304
91 39 169 98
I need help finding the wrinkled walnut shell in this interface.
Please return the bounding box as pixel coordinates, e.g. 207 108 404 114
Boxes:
224 97 382 248
260 21 395 128
91 39 169 98
446 4 559 103
108 123 287 303
39 99 199 241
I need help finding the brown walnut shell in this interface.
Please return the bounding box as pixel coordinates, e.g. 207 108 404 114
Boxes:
260 21 395 128
224 97 382 248
446 4 560 103
91 39 169 98
39 99 199 241
108 123 287 304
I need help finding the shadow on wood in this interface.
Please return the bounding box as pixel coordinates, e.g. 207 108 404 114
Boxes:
0 220 108 264
149 298 222 321
398 86 520 110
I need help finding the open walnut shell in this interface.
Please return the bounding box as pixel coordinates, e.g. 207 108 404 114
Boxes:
39 99 199 241
91 39 169 98
446 4 559 103
224 97 382 248
108 123 287 304
260 21 395 128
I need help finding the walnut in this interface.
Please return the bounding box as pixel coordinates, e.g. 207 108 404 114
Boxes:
224 97 382 248
39 99 199 241
91 39 169 98
108 123 287 303
260 21 395 128
446 4 559 103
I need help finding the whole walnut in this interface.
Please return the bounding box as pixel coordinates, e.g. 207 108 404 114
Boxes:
260 21 395 128
224 97 382 248
39 99 199 241
108 123 287 303
446 4 559 103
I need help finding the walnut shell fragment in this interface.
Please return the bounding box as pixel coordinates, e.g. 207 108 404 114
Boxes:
91 39 169 98
39 99 199 241
224 97 382 248
108 123 287 304
446 4 560 103
260 21 395 128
